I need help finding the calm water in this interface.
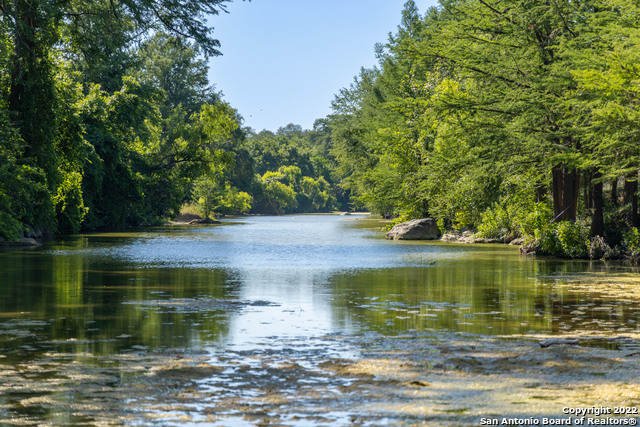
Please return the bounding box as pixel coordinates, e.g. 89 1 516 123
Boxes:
1 214 640 424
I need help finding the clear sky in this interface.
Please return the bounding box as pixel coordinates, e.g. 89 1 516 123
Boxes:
208 0 439 132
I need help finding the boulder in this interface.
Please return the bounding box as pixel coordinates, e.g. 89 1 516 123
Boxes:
474 237 507 244
441 233 474 243
386 218 441 240
0 237 40 247
189 218 221 225
509 237 525 246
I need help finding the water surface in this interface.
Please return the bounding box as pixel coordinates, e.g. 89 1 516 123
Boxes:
1 214 639 424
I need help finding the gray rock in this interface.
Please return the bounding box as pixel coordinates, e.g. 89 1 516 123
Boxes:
25 227 44 238
386 218 441 240
509 237 525 246
442 233 509 244
0 237 40 247
188 218 221 225
474 237 506 244
440 233 475 244
19 237 39 246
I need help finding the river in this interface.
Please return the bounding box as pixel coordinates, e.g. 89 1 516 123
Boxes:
1 214 639 425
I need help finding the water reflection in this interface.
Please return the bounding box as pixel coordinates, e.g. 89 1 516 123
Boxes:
2 215 640 425
2 215 640 359
0 245 238 358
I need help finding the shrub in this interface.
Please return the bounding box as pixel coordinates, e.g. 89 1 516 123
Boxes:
531 221 589 258
477 204 510 238
534 224 562 256
476 174 553 240
556 221 589 258
622 227 640 255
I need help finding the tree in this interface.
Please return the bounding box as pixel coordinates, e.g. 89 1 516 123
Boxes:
0 0 240 237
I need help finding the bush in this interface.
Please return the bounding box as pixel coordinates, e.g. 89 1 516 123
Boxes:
478 200 553 240
622 227 640 255
556 221 589 258
532 221 589 258
217 187 252 215
534 224 562 256
477 204 511 239
476 174 553 240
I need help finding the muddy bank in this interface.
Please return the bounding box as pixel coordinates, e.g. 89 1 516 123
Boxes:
2 330 639 426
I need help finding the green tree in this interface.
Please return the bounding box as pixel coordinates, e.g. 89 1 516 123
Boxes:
0 0 240 238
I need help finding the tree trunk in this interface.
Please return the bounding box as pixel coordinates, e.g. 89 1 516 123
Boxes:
624 176 638 227
611 178 618 206
590 171 604 237
535 184 547 203
552 164 579 222
583 171 593 210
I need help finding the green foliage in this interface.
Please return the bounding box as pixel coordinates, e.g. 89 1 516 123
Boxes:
322 0 640 258
622 228 640 255
240 123 344 214
137 33 214 115
218 187 252 215
534 225 563 257
79 78 161 229
191 176 252 218
54 171 88 233
261 179 298 215
477 176 553 239
534 221 589 258
3 0 640 263
0 166 24 240
556 221 590 259
0 0 243 237
298 176 336 212
192 176 219 219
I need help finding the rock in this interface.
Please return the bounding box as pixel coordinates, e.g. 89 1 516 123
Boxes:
441 233 472 243
19 237 39 246
386 218 441 240
442 233 511 244
188 218 221 225
24 228 43 239
474 237 506 244
0 237 40 247
340 212 352 216
539 338 579 348
441 233 459 241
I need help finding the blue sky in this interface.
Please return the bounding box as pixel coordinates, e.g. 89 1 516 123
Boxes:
208 0 439 132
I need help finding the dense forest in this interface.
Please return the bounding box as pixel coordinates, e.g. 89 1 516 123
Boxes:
2 0 640 259
327 0 640 259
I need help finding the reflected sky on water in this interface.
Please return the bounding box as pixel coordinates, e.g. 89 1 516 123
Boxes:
1 214 640 356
